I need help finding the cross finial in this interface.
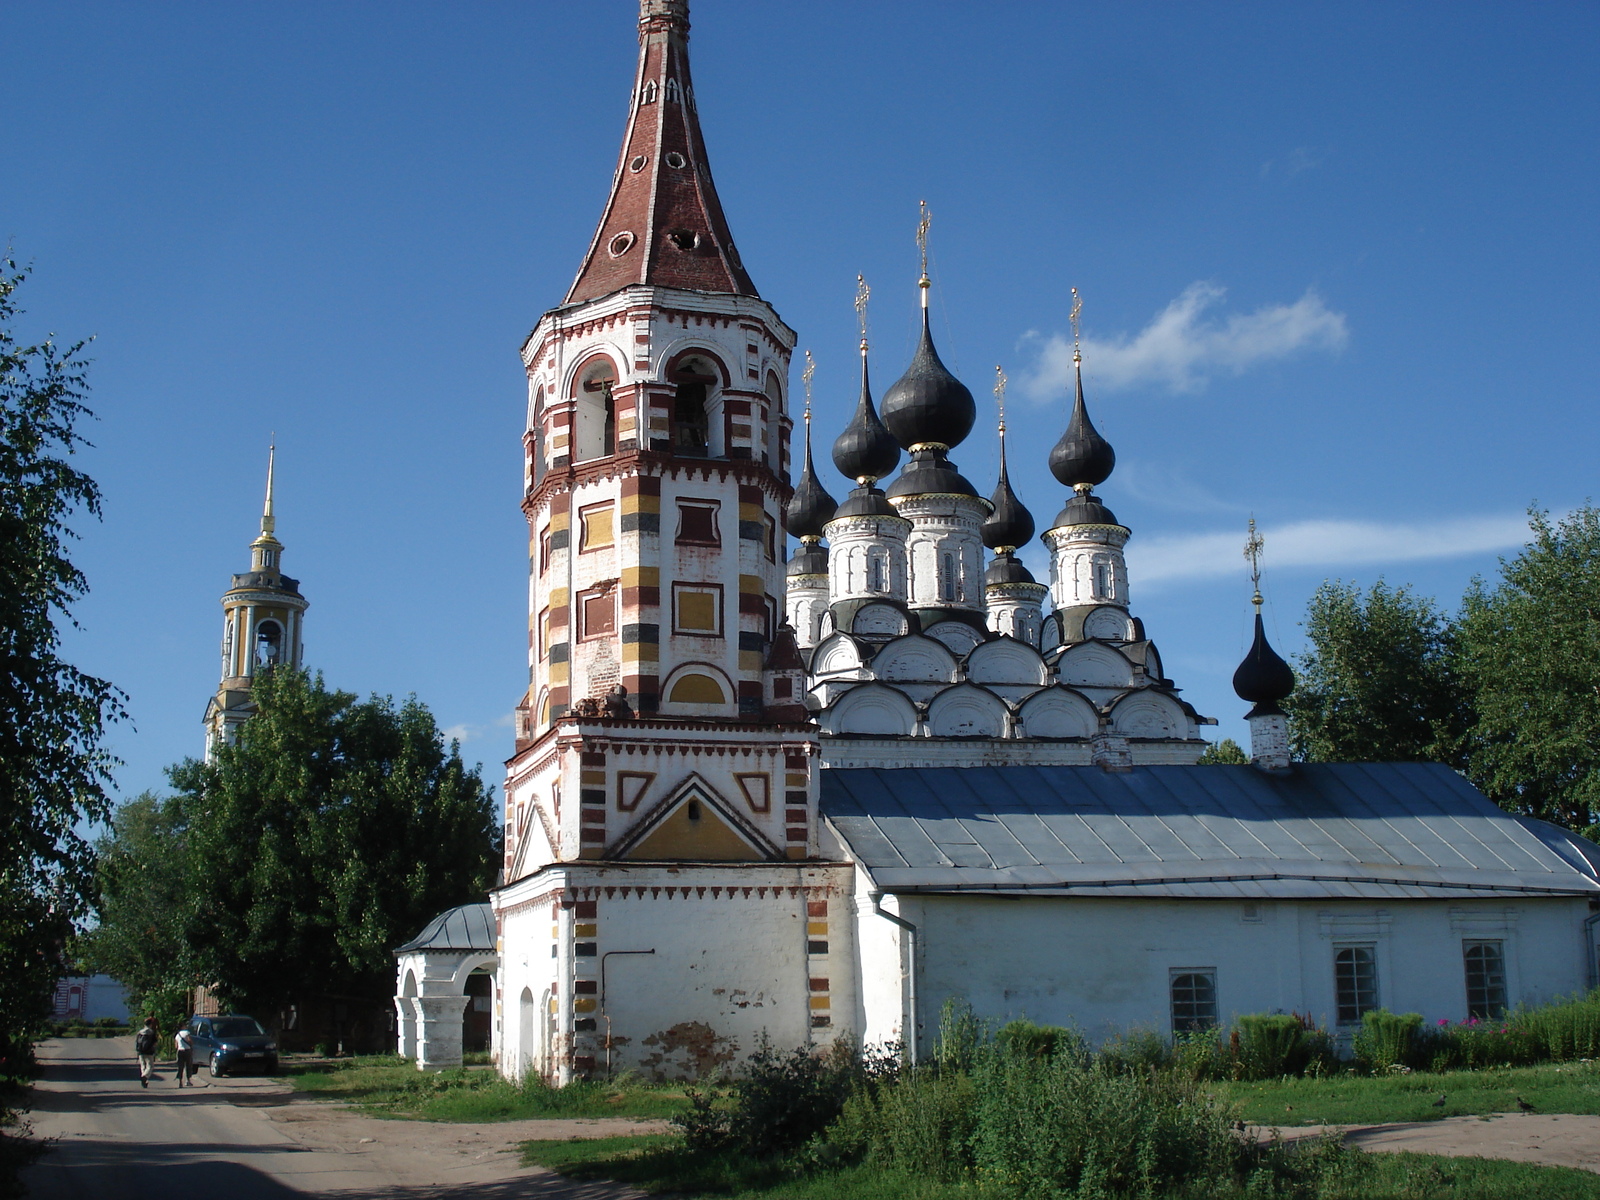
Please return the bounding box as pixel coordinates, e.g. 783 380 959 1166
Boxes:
802 350 816 425
261 437 277 537
1070 287 1083 365
994 365 1008 437
1244 516 1265 609
854 274 871 348
916 200 932 304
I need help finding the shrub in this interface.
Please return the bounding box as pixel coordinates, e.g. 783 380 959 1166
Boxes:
1352 1009 1424 1072
994 1018 1080 1063
1099 1028 1174 1076
934 998 982 1075
671 1039 867 1159
1171 1025 1226 1081
831 1067 978 1182
1517 988 1600 1061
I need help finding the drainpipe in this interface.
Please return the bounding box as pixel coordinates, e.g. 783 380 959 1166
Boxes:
598 949 655 1078
869 891 919 1065
1583 911 1600 991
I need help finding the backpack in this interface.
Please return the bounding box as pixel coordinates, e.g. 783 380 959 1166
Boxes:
134 1028 157 1054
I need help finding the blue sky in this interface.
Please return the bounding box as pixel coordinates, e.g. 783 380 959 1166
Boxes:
5 1 1597 801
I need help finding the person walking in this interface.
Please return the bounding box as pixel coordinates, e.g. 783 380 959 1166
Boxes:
173 1023 194 1087
134 1017 159 1088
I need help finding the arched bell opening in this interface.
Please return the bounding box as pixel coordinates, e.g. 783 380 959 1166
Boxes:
255 619 283 668
573 357 619 462
668 353 724 457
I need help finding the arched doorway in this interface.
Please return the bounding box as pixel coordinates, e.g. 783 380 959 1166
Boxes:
518 987 536 1081
399 969 418 1059
462 968 493 1055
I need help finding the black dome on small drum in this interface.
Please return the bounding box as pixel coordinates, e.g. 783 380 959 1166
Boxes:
982 452 1034 550
1048 370 1115 489
1233 612 1295 715
884 447 982 501
832 351 900 484
880 309 976 450
785 423 837 540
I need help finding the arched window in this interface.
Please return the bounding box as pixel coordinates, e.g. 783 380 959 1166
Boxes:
255 619 283 667
574 360 618 462
1093 559 1113 600
868 551 887 594
222 614 236 676
1334 946 1378 1025
1170 972 1217 1032
640 80 657 105
670 356 717 455
939 551 960 602
668 673 726 704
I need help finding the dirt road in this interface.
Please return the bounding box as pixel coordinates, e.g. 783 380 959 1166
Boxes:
20 1038 659 1198
1258 1112 1600 1174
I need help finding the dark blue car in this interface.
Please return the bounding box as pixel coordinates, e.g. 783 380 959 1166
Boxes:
187 1014 279 1076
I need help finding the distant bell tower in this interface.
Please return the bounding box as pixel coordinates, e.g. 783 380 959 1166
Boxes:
204 444 307 757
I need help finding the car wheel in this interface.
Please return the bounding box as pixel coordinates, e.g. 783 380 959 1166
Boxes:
210 1053 225 1078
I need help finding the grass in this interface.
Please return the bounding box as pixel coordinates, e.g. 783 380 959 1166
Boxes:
520 1134 1600 1199
1217 1059 1600 1126
286 1055 688 1122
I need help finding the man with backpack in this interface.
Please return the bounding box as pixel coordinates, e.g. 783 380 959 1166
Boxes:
134 1017 159 1088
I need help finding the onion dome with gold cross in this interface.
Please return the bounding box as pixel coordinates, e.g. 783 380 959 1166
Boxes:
1048 294 1120 529
982 368 1038 586
1233 522 1295 717
787 355 837 578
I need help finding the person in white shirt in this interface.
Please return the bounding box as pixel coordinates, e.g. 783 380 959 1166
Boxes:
173 1024 194 1087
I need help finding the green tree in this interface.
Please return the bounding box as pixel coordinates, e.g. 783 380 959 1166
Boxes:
83 792 196 1029
1284 579 1470 767
166 668 500 1021
0 259 124 1069
1457 506 1600 831
1196 738 1249 765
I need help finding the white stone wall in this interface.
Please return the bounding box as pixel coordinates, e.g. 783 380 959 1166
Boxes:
1045 523 1131 611
893 494 988 615
825 513 911 606
859 894 1594 1055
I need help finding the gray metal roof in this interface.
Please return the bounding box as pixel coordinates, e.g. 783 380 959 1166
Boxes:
395 903 496 954
821 763 1600 900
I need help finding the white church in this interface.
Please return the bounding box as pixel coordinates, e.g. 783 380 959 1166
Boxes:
389 0 1600 1079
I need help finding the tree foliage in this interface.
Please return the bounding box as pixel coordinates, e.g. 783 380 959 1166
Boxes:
1197 738 1249 765
162 668 500 1018
1457 506 1600 831
1284 579 1470 768
83 793 195 1028
0 258 123 1067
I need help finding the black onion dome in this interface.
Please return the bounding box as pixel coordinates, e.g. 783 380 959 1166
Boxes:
1233 612 1295 716
982 447 1034 550
884 447 983 500
1051 490 1121 530
831 483 899 520
881 309 976 450
984 551 1036 587
786 425 837 540
1048 367 1116 489
832 351 900 484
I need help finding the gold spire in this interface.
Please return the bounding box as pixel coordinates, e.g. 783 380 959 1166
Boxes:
802 350 816 426
1244 516 1265 609
260 438 277 538
855 273 871 351
916 200 932 307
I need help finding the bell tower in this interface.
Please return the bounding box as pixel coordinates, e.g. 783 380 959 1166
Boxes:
204 444 307 757
497 0 838 1087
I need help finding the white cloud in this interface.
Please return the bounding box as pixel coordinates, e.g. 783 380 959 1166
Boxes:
1129 514 1532 586
1020 282 1348 397
441 711 516 746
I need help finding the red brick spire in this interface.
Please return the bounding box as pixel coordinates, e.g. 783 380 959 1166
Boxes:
564 0 758 304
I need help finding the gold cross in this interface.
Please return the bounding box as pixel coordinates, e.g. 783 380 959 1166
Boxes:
916 200 932 280
1070 287 1083 364
1244 516 1264 608
801 350 816 424
854 274 870 345
994 365 1008 435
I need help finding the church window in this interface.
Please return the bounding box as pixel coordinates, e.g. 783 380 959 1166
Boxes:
607 231 635 258
1170 971 1217 1032
255 619 283 667
539 607 551 659
670 356 717 454
668 672 726 704
1094 559 1113 599
579 589 616 640
579 504 614 551
773 677 792 699
673 583 723 636
577 360 618 460
676 500 720 545
939 551 960 602
762 513 777 561
640 80 657 105
868 551 887 594
222 615 235 675
1334 946 1378 1024
628 155 646 173
539 526 552 573
1463 941 1508 1019
664 77 682 105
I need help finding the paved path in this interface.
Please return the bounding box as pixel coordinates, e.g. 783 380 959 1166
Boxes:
20 1038 658 1199
1252 1112 1600 1174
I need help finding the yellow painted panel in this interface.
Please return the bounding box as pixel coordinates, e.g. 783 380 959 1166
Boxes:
807 922 828 936
622 643 660 664
786 773 808 787
739 503 765 522
549 512 570 532
620 494 661 515
549 588 569 606
786 846 807 860
574 923 598 937
625 800 763 863
549 662 569 684
809 996 831 1010
581 507 614 550
739 574 764 595
668 673 724 703
548 998 559 1013
621 565 661 587
580 770 606 786
739 650 765 673
574 997 598 1013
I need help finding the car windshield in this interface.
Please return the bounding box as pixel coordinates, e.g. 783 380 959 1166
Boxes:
211 1017 266 1038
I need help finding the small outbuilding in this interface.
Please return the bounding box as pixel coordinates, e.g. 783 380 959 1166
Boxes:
394 902 497 1070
